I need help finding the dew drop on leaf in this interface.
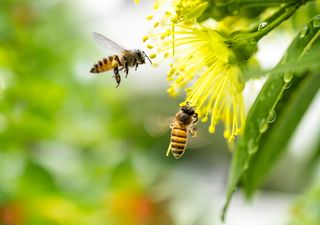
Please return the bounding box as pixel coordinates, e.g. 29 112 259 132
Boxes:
312 15 320 28
284 81 291 89
299 25 308 38
248 139 258 154
258 119 268 133
283 72 293 83
258 22 268 31
267 110 277 123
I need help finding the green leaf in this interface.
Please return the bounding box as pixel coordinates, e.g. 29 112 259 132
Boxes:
243 72 320 196
221 15 320 221
243 44 320 80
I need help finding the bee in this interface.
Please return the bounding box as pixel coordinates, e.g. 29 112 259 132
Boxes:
166 103 198 159
90 32 152 87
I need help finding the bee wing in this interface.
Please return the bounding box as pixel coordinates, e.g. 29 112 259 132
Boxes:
92 32 126 54
143 113 174 137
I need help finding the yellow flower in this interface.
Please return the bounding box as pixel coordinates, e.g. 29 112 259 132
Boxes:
134 0 140 4
146 21 246 142
175 0 208 20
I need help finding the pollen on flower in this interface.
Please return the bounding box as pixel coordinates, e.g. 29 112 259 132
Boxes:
151 62 159 67
209 125 215 133
168 67 176 76
153 2 160 10
151 22 245 141
167 76 174 81
149 53 157 59
142 35 149 42
201 117 208 123
143 1 246 142
146 14 154 20
167 87 177 96
173 0 208 22
146 44 154 49
165 11 172 17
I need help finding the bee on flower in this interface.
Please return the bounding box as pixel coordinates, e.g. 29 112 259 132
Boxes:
139 0 260 144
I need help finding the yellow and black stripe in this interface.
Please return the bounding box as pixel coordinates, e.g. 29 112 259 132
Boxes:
170 127 187 159
90 55 119 73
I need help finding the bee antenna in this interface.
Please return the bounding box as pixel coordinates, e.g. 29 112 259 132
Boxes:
186 101 197 109
144 52 152 64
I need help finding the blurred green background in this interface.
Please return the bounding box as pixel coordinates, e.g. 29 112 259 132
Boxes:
0 0 319 225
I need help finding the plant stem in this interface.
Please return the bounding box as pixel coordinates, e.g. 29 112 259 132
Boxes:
248 5 291 33
250 4 298 41
238 0 296 9
249 0 315 41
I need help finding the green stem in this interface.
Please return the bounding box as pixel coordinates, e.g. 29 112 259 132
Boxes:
248 4 292 33
237 0 296 9
248 0 315 40
250 4 298 41
225 1 312 63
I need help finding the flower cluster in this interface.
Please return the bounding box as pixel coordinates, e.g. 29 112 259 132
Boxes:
141 0 248 142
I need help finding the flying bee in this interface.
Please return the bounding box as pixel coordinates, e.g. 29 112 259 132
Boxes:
90 32 152 87
166 102 198 159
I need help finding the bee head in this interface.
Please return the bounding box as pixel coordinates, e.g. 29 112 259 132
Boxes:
134 49 152 65
180 103 195 115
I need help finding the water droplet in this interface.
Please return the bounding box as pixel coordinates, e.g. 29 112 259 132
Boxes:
249 145 258 155
299 25 308 38
267 110 277 123
312 15 320 28
258 22 268 31
259 119 268 133
283 73 293 83
248 139 258 154
284 81 291 89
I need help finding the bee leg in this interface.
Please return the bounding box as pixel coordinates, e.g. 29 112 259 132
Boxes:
115 55 122 68
135 64 138 71
124 62 129 78
193 113 198 124
115 74 121 88
113 67 121 88
188 127 197 137
166 143 172 157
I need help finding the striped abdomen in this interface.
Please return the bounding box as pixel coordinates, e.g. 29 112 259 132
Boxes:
170 127 188 159
90 55 119 73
